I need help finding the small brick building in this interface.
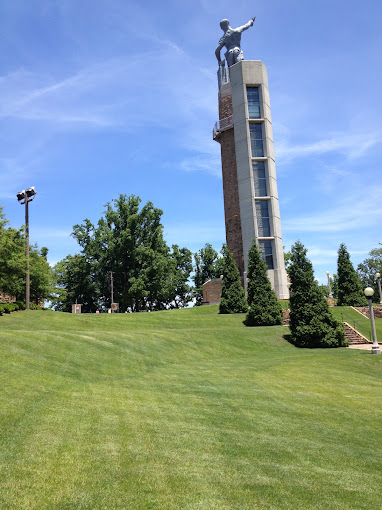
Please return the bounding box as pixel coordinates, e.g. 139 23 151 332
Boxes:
203 278 223 305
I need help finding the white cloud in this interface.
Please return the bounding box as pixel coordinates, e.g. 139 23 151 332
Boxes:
180 155 221 177
0 37 220 183
284 185 382 233
276 132 382 162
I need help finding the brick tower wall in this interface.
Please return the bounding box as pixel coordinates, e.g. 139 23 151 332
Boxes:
218 86 245 277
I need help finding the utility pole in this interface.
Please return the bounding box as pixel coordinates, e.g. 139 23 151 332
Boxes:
16 187 36 311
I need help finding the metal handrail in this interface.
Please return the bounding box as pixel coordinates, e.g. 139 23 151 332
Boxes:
341 311 371 341
216 116 233 130
213 116 233 141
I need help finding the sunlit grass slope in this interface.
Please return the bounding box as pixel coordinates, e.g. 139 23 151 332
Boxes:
331 305 382 341
1 307 382 509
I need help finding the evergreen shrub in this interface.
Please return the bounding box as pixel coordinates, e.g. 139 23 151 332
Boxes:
245 241 282 326
289 241 346 348
0 301 41 316
219 245 247 314
337 244 368 306
29 303 42 310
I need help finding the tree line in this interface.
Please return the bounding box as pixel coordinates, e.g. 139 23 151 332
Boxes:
1 195 381 314
53 195 230 312
285 243 381 304
0 206 51 304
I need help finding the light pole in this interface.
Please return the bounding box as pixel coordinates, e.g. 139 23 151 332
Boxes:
364 287 381 355
243 271 247 298
326 271 333 298
376 273 382 305
16 187 37 311
110 271 114 312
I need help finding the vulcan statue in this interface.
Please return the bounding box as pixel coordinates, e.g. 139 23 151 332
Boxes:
215 17 256 68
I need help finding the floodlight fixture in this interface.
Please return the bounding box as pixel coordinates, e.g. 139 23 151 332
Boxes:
16 190 26 202
26 186 36 199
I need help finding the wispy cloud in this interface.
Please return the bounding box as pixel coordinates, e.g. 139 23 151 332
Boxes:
284 185 382 233
0 63 133 127
0 32 218 129
0 35 219 180
276 132 382 162
180 154 221 177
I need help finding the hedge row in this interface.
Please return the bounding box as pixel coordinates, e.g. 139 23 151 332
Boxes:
0 301 42 316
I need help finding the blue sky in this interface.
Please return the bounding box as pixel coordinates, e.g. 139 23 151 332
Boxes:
1 0 381 283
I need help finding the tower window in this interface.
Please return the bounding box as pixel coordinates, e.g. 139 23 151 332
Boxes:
249 123 264 157
253 161 267 196
255 200 271 237
258 240 274 270
247 87 261 119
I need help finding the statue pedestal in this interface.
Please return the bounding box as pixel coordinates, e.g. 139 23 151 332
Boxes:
214 60 289 299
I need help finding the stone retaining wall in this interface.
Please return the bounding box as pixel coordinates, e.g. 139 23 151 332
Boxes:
354 306 382 319
0 291 16 303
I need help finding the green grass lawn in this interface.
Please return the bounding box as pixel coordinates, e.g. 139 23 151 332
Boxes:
1 307 382 509
279 300 290 310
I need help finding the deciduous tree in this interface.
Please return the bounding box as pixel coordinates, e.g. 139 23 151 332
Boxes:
357 248 382 303
0 206 52 304
56 195 193 312
170 245 193 308
0 209 25 299
53 254 98 312
29 246 52 305
193 243 220 306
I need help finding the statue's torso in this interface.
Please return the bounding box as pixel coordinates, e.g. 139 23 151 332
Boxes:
221 28 242 51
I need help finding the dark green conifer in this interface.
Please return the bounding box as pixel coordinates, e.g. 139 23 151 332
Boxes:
289 241 346 348
219 245 248 314
337 243 368 306
245 241 282 326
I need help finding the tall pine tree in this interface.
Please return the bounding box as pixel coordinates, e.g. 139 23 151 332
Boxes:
245 240 282 326
219 244 247 314
337 243 367 306
289 241 346 348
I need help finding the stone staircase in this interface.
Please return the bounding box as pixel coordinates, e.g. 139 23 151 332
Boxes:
344 323 369 345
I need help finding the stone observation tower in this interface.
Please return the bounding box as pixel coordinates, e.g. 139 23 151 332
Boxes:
213 17 289 299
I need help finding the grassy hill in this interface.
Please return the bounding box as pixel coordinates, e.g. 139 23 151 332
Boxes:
1 306 382 509
331 305 382 341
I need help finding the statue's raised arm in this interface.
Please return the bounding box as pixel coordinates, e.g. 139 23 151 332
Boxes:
237 17 256 33
215 17 256 68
